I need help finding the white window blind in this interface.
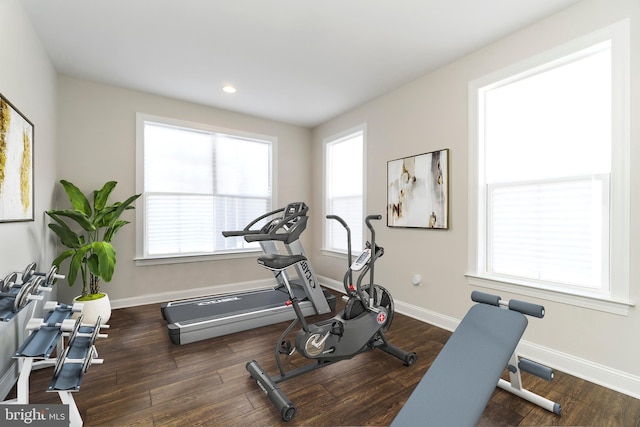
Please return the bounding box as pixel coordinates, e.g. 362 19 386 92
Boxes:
324 127 365 253
487 176 609 291
141 120 273 258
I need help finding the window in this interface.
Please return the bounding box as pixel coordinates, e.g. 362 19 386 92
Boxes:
468 21 630 314
324 125 366 254
136 114 276 261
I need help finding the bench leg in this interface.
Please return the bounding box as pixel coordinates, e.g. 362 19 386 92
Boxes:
498 352 562 415
16 358 33 404
58 391 83 427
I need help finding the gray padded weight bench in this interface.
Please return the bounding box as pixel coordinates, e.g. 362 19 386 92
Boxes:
392 291 561 427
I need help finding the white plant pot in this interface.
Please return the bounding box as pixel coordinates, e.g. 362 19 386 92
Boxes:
73 293 111 325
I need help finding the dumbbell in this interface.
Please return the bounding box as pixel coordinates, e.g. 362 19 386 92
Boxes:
18 262 38 284
1 264 64 292
27 314 82 332
0 272 19 291
42 300 84 314
29 265 64 287
0 262 37 291
0 276 46 312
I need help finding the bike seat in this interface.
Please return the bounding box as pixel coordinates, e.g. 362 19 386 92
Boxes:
257 254 307 271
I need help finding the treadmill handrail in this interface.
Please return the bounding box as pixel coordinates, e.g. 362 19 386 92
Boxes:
244 210 309 243
221 230 262 238
222 207 286 238
221 203 309 243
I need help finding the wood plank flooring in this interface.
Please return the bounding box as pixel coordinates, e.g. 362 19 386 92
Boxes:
13 291 640 426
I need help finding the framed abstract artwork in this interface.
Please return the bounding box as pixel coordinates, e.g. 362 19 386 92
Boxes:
0 93 34 222
387 149 448 229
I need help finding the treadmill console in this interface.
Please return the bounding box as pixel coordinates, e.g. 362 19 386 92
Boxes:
281 202 308 227
283 202 307 218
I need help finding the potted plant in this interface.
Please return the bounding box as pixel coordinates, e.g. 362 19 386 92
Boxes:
46 179 140 323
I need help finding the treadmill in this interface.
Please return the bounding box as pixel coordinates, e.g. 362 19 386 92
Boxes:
161 202 336 345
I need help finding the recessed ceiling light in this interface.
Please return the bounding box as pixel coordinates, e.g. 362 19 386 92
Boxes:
222 85 237 94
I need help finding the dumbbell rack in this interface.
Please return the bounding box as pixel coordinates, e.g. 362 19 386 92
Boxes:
2 301 108 427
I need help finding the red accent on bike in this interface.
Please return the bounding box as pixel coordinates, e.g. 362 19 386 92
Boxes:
377 312 387 324
286 300 292 306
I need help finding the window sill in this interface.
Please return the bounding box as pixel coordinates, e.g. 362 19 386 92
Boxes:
465 274 634 316
135 250 261 266
321 248 357 262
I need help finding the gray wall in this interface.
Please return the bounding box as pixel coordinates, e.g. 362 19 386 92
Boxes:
0 0 58 398
311 0 640 397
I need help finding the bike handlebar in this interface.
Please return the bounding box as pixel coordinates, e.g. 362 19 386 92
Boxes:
326 214 349 230
365 214 382 231
327 214 353 293
364 215 381 294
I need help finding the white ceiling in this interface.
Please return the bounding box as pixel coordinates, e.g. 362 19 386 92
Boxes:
22 0 581 128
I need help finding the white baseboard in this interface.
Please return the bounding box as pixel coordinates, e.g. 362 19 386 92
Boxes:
110 278 273 309
517 341 640 400
317 275 344 294
393 299 460 332
318 275 640 400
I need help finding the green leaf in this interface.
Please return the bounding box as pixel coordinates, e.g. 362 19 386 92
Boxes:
100 194 140 241
92 241 116 282
45 211 67 226
46 211 75 234
52 248 75 268
94 195 138 228
46 209 96 232
68 245 92 286
93 205 118 228
104 220 128 242
108 194 140 226
61 180 91 216
86 253 99 277
94 181 117 213
47 223 82 248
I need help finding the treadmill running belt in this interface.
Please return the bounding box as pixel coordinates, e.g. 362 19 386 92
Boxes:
163 288 292 325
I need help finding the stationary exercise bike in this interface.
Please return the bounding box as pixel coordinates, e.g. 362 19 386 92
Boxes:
246 214 418 421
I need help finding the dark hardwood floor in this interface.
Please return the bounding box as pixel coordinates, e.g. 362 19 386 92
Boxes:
13 291 640 426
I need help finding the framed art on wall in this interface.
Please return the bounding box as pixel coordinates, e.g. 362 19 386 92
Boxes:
387 148 448 229
0 93 34 222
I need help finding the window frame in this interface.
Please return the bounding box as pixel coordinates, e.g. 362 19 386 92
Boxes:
467 20 632 315
322 123 367 257
135 113 278 265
